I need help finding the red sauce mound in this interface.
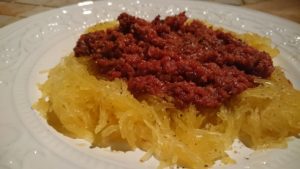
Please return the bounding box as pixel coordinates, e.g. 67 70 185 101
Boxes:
74 12 274 109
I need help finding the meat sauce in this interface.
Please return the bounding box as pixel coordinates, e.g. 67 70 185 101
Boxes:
74 12 274 109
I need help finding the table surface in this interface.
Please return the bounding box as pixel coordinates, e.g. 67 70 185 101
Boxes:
0 0 299 28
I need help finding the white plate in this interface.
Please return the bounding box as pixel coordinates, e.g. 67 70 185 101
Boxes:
1 0 300 169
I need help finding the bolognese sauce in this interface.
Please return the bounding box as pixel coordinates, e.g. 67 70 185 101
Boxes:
74 12 274 109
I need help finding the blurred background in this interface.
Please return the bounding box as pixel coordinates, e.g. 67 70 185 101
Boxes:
0 0 299 28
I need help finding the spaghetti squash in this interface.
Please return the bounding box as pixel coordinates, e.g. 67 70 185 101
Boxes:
33 13 300 169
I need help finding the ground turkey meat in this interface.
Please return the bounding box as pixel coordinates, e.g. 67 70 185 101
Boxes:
74 12 274 109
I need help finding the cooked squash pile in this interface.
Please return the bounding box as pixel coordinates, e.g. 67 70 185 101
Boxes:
33 21 300 169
